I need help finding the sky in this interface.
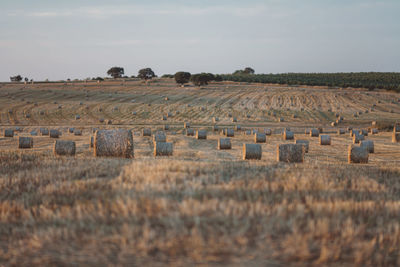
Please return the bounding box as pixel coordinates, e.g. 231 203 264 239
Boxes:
0 0 399 81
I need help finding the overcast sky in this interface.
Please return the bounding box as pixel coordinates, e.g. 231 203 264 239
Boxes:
1 0 399 81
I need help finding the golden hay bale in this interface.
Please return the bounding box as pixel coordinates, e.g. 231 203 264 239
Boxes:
40 128 49 136
69 128 75 133
337 129 345 135
186 128 195 136
107 120 112 125
4 129 14 137
74 129 82 136
360 140 374 153
162 115 167 121
213 117 219 123
372 121 377 126
25 114 31 118
99 118 105 123
39 110 45 115
154 142 173 156
318 127 323 133
254 133 266 143
283 130 294 140
348 145 368 163
243 144 262 160
295 140 309 153
218 138 231 150
184 122 191 128
277 144 304 163
18 137 33 149
50 129 60 138
350 129 359 137
213 125 219 131
54 140 76 156
164 125 170 131
392 132 400 143
75 114 80 120
361 129 368 136
142 128 152 136
234 125 241 131
167 112 172 117
305 129 310 135
310 128 319 137
319 135 331 145
372 128 378 135
226 129 234 137
265 129 272 135
278 117 284 122
196 130 207 140
94 129 134 158
353 133 364 144
232 117 237 122
153 131 167 143
30 130 38 136
331 122 337 127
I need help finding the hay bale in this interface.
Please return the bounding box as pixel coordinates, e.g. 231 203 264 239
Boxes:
265 129 272 135
331 122 337 127
361 140 374 153
278 117 284 122
283 130 294 140
394 124 400 132
372 121 377 126
295 140 309 153
132 111 137 115
25 114 31 118
353 133 364 144
392 132 400 143
18 137 33 149
154 142 173 156
243 144 262 160
337 129 345 135
75 115 80 120
361 129 368 136
232 117 237 122
50 129 60 138
162 115 167 121
69 127 75 133
92 128 98 134
4 129 14 137
350 129 359 137
254 133 266 143
107 120 112 125
30 130 38 136
213 117 219 123
153 131 167 142
277 144 304 163
196 130 207 140
40 128 49 136
54 140 76 156
184 122 190 128
39 111 45 115
226 129 234 137
372 128 378 135
94 129 134 158
142 128 152 136
218 138 231 150
234 125 241 131
310 128 319 137
90 136 94 148
305 129 310 135
99 118 105 123
348 145 368 163
186 128 195 136
164 125 170 131
319 135 331 145
74 129 82 136
245 130 252 135
213 125 219 131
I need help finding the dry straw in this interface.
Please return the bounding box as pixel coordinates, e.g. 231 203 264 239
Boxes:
94 129 134 158
196 130 207 140
54 140 76 156
319 135 331 145
348 145 368 163
254 133 266 143
277 144 304 163
40 128 49 136
226 129 234 137
74 129 82 136
283 130 294 140
142 128 152 137
243 144 262 160
218 138 231 150
310 128 319 137
18 137 33 148
154 142 173 156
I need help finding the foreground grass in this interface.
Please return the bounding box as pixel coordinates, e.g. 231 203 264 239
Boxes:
1 151 400 266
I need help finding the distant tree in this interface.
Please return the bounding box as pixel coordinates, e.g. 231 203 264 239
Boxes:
10 75 22 82
92 77 104 81
191 73 214 86
138 68 156 80
24 77 29 82
214 75 223 82
243 67 255 74
107 67 124 79
174 72 191 85
162 74 174 78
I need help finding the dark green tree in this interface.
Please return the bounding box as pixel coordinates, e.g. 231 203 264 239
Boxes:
174 72 191 85
138 68 156 80
10 75 22 82
107 67 124 78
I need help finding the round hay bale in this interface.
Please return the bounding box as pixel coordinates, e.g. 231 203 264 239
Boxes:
90 136 94 148
99 118 105 123
347 126 353 131
164 125 170 131
331 122 337 127
50 129 60 138
265 129 272 135
39 111 45 115
196 130 207 140
107 120 112 125
372 128 378 135
142 128 152 137
92 128 98 133
277 144 304 163
245 130 252 135
243 144 262 160
25 114 31 118
18 137 33 149
153 131 166 143
184 122 191 128
337 129 345 135
394 123 400 132
213 117 219 123
69 128 75 133
213 125 219 132
361 140 374 153
54 140 76 156
232 117 237 123
4 129 14 137
350 129 359 137
292 114 298 119
348 145 368 163
58 105 62 109
30 130 38 136
283 130 294 140
361 129 368 136
162 115 167 121
319 135 331 145
94 129 134 158
318 127 323 133
254 133 266 143
132 111 137 115
305 129 310 135
310 129 319 137
392 132 400 143
8 109 12 114
154 142 173 156
75 115 80 120
234 125 241 131
278 117 284 122
164 97 169 101
15 127 22 132
295 140 309 153
40 128 49 136
186 128 195 136
218 138 231 150
353 133 364 144
228 112 232 118
74 129 82 136
226 129 235 137
372 121 377 126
